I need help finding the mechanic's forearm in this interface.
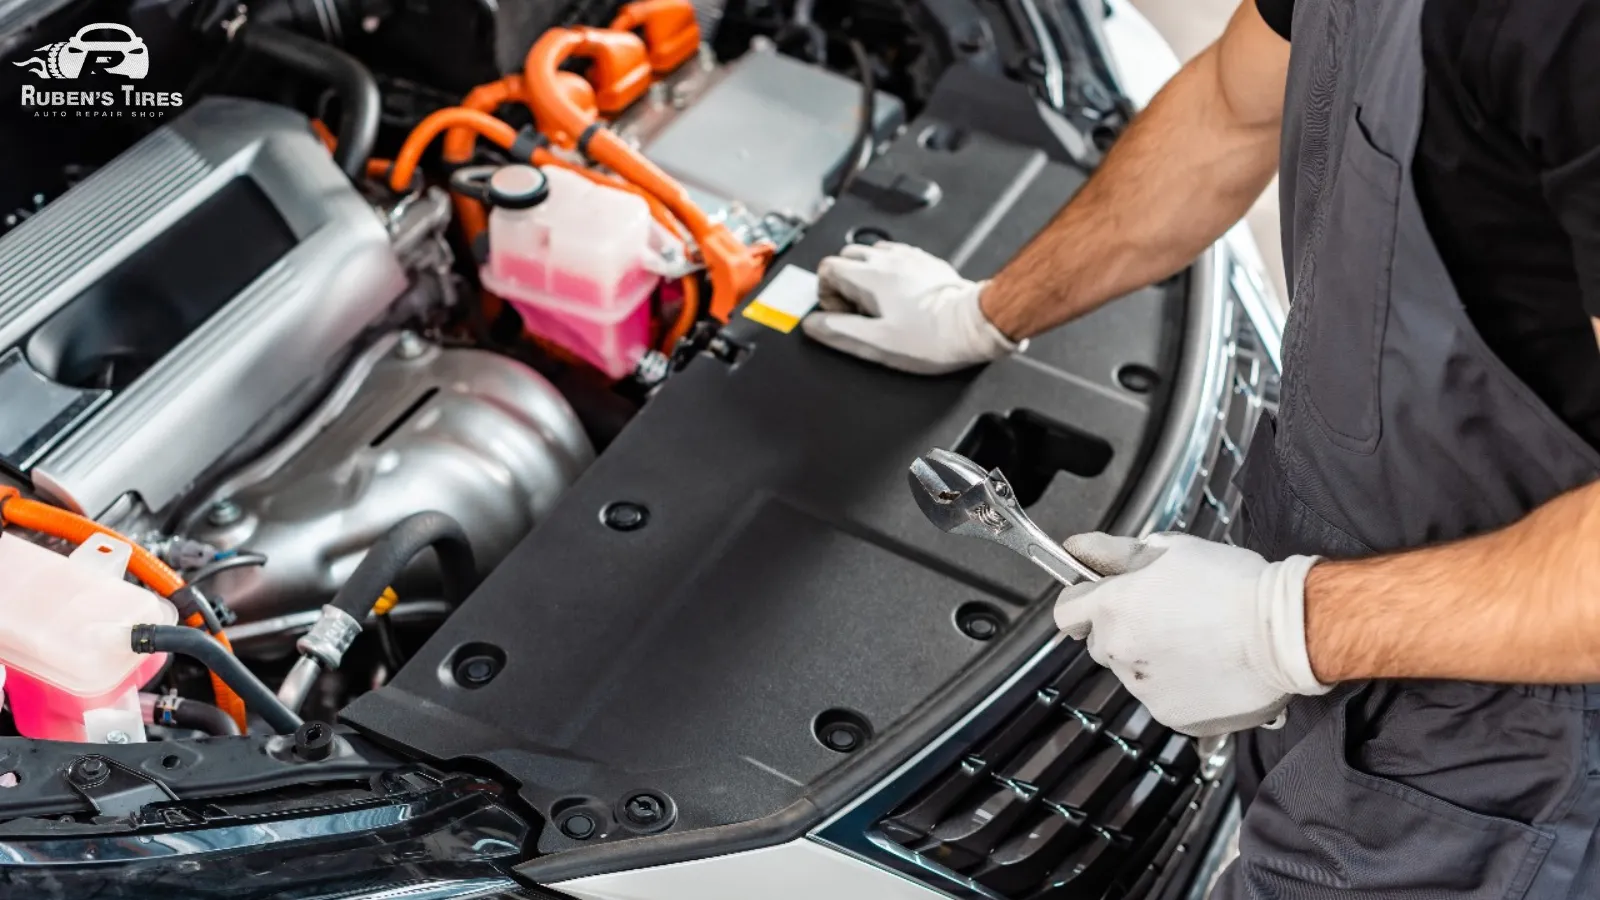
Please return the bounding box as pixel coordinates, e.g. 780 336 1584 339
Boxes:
981 35 1282 339
1304 479 1600 684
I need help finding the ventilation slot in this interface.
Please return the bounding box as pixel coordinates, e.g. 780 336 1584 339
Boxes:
874 645 1227 899
955 410 1113 508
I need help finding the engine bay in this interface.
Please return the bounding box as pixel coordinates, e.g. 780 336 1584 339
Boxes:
0 1 1236 896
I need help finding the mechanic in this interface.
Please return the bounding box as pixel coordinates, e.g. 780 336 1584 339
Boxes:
804 0 1600 896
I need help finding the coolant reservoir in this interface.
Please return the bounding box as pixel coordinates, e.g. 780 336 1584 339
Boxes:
479 165 662 379
0 533 177 742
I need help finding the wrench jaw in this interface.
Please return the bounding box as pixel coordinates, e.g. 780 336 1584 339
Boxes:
907 458 965 534
909 448 1103 586
909 450 1022 538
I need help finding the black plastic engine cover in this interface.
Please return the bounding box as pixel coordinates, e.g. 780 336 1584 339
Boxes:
342 67 1186 874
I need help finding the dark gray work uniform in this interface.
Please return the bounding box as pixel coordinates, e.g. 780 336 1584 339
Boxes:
1214 0 1600 896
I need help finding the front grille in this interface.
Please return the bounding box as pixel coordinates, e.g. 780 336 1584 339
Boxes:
872 644 1228 900
1173 304 1280 543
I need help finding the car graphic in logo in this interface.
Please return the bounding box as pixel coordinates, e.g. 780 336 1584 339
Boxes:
13 24 149 80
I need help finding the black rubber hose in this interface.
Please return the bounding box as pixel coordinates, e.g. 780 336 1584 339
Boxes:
329 511 479 621
144 694 243 737
237 23 379 180
132 625 303 734
171 696 242 736
825 39 876 198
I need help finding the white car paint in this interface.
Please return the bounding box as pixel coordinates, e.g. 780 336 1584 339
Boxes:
554 839 948 900
1102 0 1183 108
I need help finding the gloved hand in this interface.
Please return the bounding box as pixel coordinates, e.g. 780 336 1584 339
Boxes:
1054 532 1331 737
801 242 1019 375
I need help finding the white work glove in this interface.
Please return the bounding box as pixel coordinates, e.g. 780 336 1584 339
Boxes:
801 242 1020 375
1054 532 1331 737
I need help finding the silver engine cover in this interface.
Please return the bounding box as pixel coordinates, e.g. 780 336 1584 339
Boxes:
0 97 407 518
183 334 595 629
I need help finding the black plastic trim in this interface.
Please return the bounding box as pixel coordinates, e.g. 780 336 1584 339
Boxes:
517 602 1061 883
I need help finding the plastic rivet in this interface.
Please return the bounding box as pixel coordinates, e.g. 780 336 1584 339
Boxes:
560 813 597 840
601 502 649 532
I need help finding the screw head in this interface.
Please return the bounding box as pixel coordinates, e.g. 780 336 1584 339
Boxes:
559 812 597 840
69 756 110 789
395 331 429 360
635 351 671 386
601 502 649 532
206 500 244 527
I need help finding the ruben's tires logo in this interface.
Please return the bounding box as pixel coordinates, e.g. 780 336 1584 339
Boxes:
14 24 149 80
12 23 181 116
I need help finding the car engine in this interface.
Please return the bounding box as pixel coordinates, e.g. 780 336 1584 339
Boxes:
0 1 1256 897
2 0 909 656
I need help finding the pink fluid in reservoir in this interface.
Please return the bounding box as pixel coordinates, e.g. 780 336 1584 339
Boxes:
480 165 663 380
0 534 178 743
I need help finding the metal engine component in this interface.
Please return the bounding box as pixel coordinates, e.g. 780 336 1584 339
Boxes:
614 40 905 231
0 97 411 518
181 334 594 629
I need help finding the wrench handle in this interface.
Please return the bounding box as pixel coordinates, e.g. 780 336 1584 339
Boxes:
1022 534 1101 586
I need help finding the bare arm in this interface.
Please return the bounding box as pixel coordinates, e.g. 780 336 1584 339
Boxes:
1305 479 1600 684
980 1 1289 339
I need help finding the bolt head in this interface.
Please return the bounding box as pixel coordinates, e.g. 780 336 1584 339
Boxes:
207 500 243 527
395 332 428 360
71 756 110 788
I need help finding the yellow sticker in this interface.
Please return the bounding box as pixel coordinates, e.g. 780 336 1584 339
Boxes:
742 266 820 334
743 302 802 333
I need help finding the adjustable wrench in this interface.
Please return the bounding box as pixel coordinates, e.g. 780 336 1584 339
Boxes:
907 448 1100 586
